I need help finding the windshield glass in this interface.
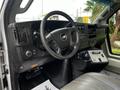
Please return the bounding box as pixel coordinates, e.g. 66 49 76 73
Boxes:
16 0 109 23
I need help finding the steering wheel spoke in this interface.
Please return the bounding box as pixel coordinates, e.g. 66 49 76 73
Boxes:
56 46 62 56
46 33 53 42
69 28 77 46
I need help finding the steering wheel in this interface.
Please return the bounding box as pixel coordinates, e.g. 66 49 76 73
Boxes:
40 11 80 60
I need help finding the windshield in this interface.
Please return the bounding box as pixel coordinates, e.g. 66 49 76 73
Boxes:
16 0 108 23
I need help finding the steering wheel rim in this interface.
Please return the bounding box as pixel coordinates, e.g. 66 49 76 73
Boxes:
40 11 80 60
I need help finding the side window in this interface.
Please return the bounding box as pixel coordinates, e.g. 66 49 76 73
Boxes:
109 10 120 54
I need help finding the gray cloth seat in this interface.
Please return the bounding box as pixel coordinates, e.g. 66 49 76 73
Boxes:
61 73 120 90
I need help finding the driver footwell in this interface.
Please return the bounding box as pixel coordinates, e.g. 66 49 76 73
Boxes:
18 59 72 90
43 59 73 89
18 68 48 90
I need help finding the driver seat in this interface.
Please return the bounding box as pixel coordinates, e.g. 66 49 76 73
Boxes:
61 73 120 90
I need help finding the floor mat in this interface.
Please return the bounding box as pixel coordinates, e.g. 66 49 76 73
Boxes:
32 80 59 90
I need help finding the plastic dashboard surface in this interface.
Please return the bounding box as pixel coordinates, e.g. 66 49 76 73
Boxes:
10 20 106 72
13 21 105 49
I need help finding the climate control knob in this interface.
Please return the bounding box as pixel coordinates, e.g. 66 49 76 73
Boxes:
25 50 32 57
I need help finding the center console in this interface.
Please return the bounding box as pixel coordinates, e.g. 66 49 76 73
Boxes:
88 50 108 63
71 49 108 78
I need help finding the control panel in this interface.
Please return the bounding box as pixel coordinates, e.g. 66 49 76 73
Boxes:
88 50 108 63
72 49 108 73
9 23 47 61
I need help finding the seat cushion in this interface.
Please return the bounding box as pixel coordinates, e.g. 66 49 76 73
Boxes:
61 73 120 90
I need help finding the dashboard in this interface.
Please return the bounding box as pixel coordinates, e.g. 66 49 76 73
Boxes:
9 20 107 73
